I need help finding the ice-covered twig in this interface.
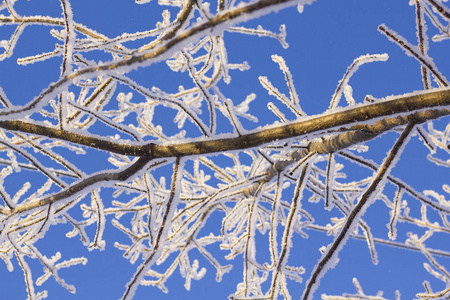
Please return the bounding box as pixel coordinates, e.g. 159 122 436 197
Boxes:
59 0 75 76
338 150 450 214
415 0 431 90
268 163 310 299
321 277 392 300
329 53 389 110
227 24 288 48
379 24 449 87
423 0 450 21
0 139 66 188
306 223 450 258
182 50 216 135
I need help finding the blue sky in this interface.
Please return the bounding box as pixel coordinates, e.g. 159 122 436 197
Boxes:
0 0 449 299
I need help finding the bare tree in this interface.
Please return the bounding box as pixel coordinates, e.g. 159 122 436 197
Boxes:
0 0 449 299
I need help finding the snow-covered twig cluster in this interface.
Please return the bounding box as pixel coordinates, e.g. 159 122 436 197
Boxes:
0 0 449 299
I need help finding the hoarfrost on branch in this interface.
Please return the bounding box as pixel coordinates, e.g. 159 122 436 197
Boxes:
0 0 449 299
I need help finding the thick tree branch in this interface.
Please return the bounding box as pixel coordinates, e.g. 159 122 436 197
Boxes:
0 88 449 157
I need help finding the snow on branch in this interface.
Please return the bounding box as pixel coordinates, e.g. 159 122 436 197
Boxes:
0 1 449 299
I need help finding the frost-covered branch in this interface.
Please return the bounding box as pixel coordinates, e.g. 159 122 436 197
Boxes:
0 0 449 299
0 88 448 158
302 121 417 300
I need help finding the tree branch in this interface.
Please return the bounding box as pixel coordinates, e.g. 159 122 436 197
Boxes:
0 88 449 157
122 157 183 300
302 121 417 300
4 156 151 216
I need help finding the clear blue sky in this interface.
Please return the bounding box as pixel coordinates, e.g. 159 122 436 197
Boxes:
0 0 448 299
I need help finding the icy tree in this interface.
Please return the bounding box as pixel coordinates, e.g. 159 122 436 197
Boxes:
0 0 449 299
